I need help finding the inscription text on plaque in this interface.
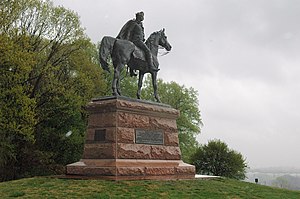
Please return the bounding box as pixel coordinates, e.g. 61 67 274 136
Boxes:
135 129 164 145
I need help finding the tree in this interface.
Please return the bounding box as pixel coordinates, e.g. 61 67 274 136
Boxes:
191 139 248 180
0 34 37 180
0 0 107 180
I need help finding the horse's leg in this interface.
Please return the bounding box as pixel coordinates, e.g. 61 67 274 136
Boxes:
112 66 120 96
151 72 161 102
116 74 121 95
117 78 121 95
116 62 127 95
113 61 126 96
111 40 135 96
137 72 144 99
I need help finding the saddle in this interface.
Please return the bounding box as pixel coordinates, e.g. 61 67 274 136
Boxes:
132 46 158 67
132 46 146 61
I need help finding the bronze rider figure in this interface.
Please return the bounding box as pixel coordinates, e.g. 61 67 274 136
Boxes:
117 11 159 76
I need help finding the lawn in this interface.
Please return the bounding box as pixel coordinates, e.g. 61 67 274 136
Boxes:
1 177 300 198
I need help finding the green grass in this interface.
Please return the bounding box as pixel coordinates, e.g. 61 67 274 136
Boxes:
0 177 299 198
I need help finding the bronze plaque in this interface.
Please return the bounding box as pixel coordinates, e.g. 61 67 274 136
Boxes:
135 129 164 145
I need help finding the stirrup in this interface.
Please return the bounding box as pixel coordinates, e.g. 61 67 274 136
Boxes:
150 67 160 72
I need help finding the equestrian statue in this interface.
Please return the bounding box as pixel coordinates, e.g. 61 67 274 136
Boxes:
99 11 172 102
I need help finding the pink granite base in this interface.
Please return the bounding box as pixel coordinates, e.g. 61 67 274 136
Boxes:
66 97 195 180
67 159 195 180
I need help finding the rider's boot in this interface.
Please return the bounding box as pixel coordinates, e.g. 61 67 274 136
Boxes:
130 68 137 77
149 64 159 72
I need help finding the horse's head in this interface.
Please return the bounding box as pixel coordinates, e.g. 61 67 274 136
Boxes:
158 28 172 51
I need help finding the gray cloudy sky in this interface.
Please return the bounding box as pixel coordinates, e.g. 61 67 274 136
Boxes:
53 0 300 169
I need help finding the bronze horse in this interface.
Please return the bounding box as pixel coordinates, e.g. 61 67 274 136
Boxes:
99 29 172 102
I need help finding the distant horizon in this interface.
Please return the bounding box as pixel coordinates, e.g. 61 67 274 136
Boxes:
248 166 300 172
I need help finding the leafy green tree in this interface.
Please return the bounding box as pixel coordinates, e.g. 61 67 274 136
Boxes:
191 139 248 180
0 0 107 180
0 34 37 181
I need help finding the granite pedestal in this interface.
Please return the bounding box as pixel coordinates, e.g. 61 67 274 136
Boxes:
66 96 195 180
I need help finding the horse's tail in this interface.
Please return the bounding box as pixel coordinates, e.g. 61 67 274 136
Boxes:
99 36 116 73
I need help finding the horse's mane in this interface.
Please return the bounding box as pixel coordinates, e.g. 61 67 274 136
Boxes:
145 31 160 46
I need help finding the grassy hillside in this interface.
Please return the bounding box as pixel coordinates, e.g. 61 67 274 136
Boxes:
1 177 300 198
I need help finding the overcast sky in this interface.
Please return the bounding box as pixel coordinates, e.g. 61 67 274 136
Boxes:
52 0 300 169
